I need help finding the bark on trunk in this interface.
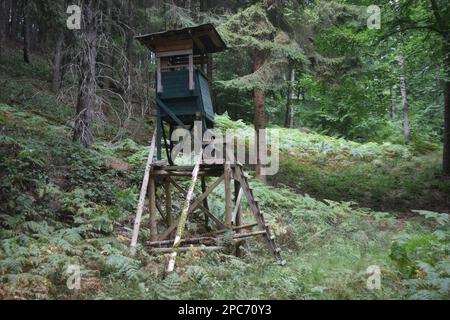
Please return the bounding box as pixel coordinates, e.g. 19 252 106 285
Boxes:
0 0 7 53
22 0 31 63
73 0 98 147
253 51 266 181
284 67 295 128
398 56 411 143
125 0 134 70
10 0 19 40
52 31 64 93
103 0 113 90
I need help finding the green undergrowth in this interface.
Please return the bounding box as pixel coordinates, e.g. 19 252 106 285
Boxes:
216 113 450 213
0 56 449 300
1 102 449 299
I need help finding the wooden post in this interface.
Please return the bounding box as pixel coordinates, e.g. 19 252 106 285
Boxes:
224 142 233 227
234 178 243 258
189 54 194 91
165 178 173 234
224 163 232 226
130 130 156 251
156 57 162 93
149 176 158 242
167 150 203 273
156 108 162 160
201 176 210 231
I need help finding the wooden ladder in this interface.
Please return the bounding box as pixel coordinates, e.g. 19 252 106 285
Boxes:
233 164 285 266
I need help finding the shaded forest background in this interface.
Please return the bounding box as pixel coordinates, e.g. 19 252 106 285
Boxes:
0 0 449 170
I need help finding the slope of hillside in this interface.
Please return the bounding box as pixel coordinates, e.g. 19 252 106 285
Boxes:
1 51 449 300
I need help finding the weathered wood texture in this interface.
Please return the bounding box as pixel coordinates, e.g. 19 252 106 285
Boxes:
130 131 156 249
167 151 203 273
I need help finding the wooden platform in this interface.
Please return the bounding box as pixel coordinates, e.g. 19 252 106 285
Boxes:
130 136 284 272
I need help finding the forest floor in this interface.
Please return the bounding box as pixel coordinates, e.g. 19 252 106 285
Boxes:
0 50 449 300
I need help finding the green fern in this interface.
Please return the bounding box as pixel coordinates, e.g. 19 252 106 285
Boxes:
107 254 142 282
157 273 183 300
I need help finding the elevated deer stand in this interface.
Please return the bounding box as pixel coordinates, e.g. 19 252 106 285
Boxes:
131 24 284 272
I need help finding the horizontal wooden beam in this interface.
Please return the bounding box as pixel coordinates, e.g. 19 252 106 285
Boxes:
152 170 223 177
188 174 225 215
148 231 266 248
151 246 225 254
212 223 258 235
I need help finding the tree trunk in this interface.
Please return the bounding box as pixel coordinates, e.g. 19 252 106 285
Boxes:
394 0 411 143
0 0 7 53
22 0 31 63
443 49 450 176
284 67 295 128
103 0 113 90
73 0 98 147
125 0 134 70
200 0 212 15
52 31 64 93
10 0 19 40
398 56 411 143
199 0 213 88
253 50 266 181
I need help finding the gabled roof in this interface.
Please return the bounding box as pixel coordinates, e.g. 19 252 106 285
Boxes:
135 23 227 55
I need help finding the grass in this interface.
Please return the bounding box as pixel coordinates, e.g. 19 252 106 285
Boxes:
1 49 449 300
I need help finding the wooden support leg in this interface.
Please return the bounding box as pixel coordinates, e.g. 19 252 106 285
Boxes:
201 176 210 231
165 178 173 237
167 150 203 273
149 176 158 241
130 130 156 251
234 178 243 258
224 163 232 227
156 109 162 160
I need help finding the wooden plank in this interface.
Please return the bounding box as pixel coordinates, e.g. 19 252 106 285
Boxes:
155 39 193 54
160 165 222 171
148 231 265 248
232 188 243 225
156 58 163 93
187 174 225 215
189 54 194 91
149 177 157 241
212 223 258 235
156 98 185 127
165 179 173 230
167 150 203 273
234 179 243 257
224 163 232 226
152 246 224 254
201 176 210 231
130 130 156 250
152 170 223 177
159 177 226 240
159 176 226 239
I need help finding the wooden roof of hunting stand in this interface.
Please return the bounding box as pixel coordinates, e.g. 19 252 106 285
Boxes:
135 23 227 55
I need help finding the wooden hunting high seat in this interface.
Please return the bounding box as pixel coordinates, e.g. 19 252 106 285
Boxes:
132 25 285 272
135 24 227 160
